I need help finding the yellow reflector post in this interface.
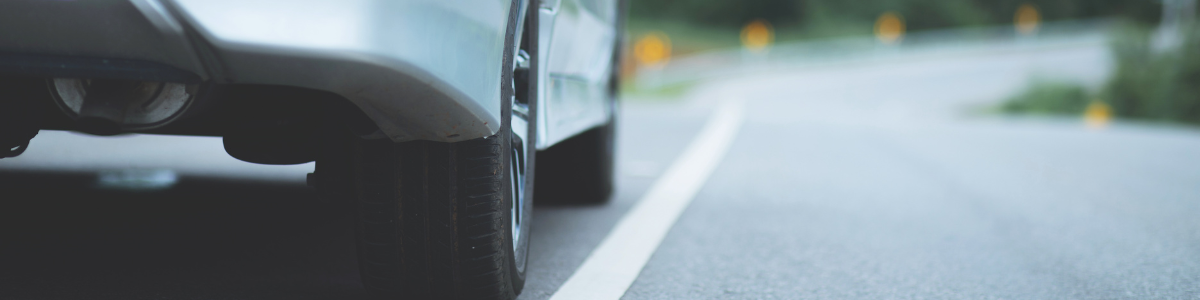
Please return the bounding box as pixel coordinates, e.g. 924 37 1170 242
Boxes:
740 19 774 53
1084 101 1112 129
875 12 905 45
633 32 671 67
1015 3 1041 35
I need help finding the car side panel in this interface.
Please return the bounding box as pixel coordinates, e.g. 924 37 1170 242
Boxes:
537 0 618 149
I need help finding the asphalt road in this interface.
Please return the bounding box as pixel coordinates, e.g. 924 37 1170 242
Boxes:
2 39 1199 299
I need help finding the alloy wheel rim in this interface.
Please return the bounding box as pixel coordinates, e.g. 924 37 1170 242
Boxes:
510 49 532 273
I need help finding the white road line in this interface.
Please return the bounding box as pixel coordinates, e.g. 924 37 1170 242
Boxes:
549 99 746 300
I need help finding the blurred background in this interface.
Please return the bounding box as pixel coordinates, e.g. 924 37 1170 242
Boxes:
621 0 1200 127
628 0 1160 48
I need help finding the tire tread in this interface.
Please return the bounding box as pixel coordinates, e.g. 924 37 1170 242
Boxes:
352 136 515 299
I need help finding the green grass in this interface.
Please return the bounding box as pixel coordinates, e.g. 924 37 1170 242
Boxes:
618 78 697 102
999 81 1092 115
999 23 1200 126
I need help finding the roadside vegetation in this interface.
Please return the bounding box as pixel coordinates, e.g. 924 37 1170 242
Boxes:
622 0 1166 102
1001 24 1200 126
627 0 1161 53
1000 81 1091 116
623 0 1181 107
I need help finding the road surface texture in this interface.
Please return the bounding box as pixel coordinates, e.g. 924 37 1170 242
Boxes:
2 37 1199 299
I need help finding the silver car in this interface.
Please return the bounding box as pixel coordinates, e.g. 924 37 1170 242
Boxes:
0 0 623 298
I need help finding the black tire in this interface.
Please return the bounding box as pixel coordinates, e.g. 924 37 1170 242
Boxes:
349 135 524 299
533 118 616 205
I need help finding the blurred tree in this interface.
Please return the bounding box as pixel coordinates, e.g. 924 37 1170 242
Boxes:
630 0 802 28
630 0 1164 33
